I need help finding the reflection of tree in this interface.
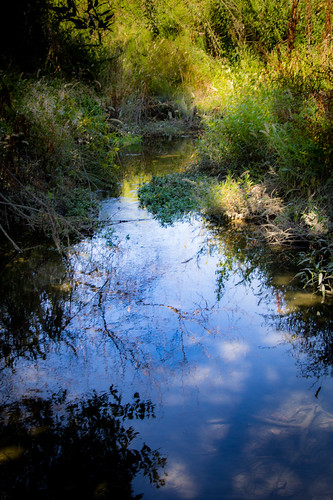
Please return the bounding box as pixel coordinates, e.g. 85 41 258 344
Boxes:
120 137 197 179
204 224 333 379
203 224 293 300
0 243 118 369
0 247 71 367
0 238 165 375
0 387 166 499
267 304 333 379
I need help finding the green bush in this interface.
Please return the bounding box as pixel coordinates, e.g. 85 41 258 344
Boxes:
198 67 332 188
138 173 202 225
198 87 275 173
17 79 123 187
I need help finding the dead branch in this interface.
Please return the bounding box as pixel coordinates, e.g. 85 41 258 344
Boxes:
0 223 22 252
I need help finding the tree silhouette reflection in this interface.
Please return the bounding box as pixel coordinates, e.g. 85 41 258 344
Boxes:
268 303 333 379
0 247 73 367
207 225 333 379
0 386 166 499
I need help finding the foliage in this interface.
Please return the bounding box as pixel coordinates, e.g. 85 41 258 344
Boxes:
18 79 122 183
198 88 275 172
0 77 134 248
202 173 283 224
296 248 333 299
198 74 332 186
138 173 204 225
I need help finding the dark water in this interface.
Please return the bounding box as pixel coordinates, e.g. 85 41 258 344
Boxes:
1 138 333 500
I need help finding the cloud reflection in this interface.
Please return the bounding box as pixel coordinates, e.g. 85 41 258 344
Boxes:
164 461 199 499
218 340 250 362
233 391 333 499
199 419 230 453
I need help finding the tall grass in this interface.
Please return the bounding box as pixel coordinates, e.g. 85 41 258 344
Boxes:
197 40 333 187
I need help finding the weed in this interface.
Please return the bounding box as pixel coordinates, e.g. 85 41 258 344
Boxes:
203 173 283 224
296 249 333 299
138 173 203 225
0 77 135 249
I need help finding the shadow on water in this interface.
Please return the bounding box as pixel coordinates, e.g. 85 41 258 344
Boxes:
0 387 166 499
1 137 333 499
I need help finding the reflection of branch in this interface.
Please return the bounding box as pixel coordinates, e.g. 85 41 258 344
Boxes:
256 405 319 430
141 302 217 333
99 299 143 369
100 218 150 225
139 301 219 362
63 278 109 330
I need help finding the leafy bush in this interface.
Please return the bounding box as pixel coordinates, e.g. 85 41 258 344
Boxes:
199 89 275 172
17 79 123 186
198 70 332 187
138 173 202 225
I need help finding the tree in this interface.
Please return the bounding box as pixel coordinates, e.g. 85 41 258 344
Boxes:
0 0 114 73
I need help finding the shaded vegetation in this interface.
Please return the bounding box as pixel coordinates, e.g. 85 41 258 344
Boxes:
0 77 134 249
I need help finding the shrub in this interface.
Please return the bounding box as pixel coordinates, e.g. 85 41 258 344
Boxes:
138 173 202 225
16 79 123 186
0 77 133 247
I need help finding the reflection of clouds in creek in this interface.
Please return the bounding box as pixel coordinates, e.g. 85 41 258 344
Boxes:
199 419 231 453
233 392 333 499
218 340 250 362
2 142 333 499
163 461 199 499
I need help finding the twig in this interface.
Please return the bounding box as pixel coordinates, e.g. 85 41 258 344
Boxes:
100 218 150 224
0 223 22 252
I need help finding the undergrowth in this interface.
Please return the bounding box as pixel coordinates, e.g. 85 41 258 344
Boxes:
0 77 135 250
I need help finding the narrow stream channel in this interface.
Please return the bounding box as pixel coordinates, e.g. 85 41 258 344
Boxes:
1 137 333 499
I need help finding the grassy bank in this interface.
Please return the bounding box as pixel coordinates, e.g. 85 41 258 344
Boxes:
137 39 333 297
1 0 332 295
0 76 137 250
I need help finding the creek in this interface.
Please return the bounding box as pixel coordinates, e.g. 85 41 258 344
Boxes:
1 137 333 500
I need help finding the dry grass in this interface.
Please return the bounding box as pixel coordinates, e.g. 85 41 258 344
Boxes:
203 175 284 225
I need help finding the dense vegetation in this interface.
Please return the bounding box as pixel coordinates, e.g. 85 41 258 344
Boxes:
0 0 332 294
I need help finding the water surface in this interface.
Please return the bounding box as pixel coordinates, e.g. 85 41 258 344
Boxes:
1 138 333 499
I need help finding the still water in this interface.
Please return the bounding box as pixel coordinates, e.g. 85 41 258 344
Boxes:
1 138 333 499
